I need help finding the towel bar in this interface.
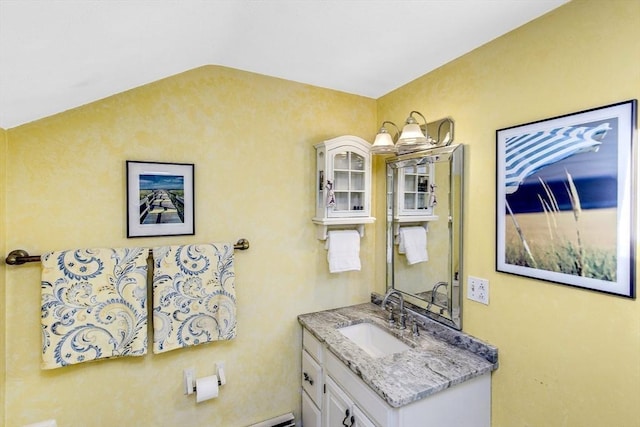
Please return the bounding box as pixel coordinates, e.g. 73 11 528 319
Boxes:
4 238 250 266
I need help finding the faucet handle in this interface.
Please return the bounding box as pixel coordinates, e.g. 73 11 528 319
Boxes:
411 318 420 337
398 310 407 330
386 305 396 325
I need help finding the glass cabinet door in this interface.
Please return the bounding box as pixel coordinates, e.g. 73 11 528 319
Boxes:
332 151 365 213
401 164 432 213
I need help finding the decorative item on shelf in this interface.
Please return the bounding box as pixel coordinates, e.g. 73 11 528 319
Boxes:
312 135 375 240
373 113 455 155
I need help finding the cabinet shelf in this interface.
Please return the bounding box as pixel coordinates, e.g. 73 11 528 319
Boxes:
312 217 376 240
392 215 438 239
394 215 439 222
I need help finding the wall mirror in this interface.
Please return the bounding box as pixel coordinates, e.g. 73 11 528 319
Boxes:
386 143 463 330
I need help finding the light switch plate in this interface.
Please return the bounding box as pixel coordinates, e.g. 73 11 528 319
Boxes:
468 276 489 305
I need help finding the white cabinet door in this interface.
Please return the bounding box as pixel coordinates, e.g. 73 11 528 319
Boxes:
324 375 379 427
302 390 322 427
324 376 355 427
352 406 377 427
396 163 435 217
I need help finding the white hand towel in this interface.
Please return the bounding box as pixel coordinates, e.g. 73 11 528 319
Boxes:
325 230 361 273
398 226 428 264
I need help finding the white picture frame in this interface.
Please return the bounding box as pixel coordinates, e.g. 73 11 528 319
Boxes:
126 161 195 238
496 100 637 298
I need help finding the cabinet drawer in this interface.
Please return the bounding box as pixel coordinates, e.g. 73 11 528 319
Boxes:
303 328 323 363
302 389 321 427
302 350 323 406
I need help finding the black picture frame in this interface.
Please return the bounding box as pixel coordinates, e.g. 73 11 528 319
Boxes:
496 100 637 298
126 161 195 238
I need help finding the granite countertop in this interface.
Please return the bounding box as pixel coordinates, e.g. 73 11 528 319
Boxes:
298 302 498 408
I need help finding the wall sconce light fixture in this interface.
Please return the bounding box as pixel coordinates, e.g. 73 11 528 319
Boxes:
371 121 400 154
372 112 455 155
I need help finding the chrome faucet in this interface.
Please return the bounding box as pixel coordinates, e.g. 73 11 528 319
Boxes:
381 289 407 329
429 281 449 314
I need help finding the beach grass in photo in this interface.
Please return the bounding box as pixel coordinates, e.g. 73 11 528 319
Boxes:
505 174 617 281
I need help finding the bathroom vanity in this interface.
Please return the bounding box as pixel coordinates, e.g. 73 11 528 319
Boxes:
298 303 498 427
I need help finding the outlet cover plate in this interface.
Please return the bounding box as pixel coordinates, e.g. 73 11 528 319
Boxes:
468 276 489 305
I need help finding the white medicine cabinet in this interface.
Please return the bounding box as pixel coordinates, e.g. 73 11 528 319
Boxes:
312 135 375 240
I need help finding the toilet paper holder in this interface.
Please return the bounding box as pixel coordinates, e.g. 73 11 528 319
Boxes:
183 362 226 396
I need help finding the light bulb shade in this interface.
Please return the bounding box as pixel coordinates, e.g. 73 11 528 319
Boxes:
396 111 434 154
398 122 427 144
371 130 397 154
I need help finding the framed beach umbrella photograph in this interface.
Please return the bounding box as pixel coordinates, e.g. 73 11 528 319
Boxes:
496 100 637 298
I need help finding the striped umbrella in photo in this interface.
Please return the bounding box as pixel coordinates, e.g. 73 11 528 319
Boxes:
503 122 611 266
504 122 611 195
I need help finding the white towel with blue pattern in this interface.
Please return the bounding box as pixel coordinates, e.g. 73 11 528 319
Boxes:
40 247 149 369
152 243 237 354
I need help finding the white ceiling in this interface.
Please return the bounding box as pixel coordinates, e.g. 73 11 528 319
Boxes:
0 0 568 129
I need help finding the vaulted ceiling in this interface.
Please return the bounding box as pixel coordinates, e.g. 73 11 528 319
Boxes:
0 0 568 128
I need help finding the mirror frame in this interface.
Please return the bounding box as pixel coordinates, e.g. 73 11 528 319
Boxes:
385 144 464 330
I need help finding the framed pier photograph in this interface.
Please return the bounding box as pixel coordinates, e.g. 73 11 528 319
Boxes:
126 161 195 237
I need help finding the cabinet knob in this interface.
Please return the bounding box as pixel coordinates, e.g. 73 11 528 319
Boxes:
303 372 314 385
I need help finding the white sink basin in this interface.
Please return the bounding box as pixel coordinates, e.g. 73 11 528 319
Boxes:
338 322 410 358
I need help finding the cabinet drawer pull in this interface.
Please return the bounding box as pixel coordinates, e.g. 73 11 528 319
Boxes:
303 372 314 385
342 409 351 426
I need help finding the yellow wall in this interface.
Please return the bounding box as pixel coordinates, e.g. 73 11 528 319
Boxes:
376 0 639 426
4 66 376 426
1 127 7 424
3 1 640 426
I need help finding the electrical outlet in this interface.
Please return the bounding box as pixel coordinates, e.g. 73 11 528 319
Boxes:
467 276 489 305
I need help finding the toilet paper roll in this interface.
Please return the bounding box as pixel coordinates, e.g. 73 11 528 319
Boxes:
195 375 219 403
